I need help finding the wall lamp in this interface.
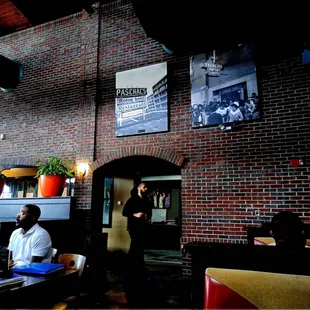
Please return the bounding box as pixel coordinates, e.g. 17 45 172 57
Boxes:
76 163 89 184
218 123 236 132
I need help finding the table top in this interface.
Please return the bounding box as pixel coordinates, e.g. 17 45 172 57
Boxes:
15 269 77 288
0 269 79 308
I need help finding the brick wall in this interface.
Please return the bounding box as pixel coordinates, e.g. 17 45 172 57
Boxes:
0 0 310 251
96 0 310 245
0 10 99 208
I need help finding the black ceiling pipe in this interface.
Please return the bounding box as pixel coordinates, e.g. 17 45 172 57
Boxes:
0 55 22 92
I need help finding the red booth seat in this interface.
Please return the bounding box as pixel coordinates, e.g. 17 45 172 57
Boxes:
204 268 310 309
204 272 257 309
253 237 275 245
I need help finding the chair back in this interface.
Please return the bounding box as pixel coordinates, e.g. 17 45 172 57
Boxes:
205 267 310 309
51 248 58 263
52 248 58 257
255 237 310 247
58 253 86 277
253 237 275 245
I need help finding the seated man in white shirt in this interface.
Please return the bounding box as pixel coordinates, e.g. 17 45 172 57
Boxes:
8 204 52 266
270 211 308 250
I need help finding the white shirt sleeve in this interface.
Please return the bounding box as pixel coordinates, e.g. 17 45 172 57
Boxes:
31 231 52 258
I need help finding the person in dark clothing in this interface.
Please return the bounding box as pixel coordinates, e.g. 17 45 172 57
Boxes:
122 182 152 282
270 211 307 250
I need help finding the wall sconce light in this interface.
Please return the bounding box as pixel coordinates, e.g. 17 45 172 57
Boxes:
76 163 88 184
218 123 236 132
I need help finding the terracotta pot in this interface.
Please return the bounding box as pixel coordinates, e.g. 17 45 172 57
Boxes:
39 175 66 197
0 180 5 196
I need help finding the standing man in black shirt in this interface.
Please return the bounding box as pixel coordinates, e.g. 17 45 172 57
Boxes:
122 182 152 282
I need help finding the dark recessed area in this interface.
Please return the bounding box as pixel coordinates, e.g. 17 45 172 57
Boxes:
97 155 181 178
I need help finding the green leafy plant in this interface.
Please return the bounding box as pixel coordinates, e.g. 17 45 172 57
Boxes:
0 172 7 180
35 156 74 178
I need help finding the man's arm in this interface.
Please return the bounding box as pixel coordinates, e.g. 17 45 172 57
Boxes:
122 197 133 217
8 250 14 267
31 232 52 263
123 198 144 218
30 255 44 263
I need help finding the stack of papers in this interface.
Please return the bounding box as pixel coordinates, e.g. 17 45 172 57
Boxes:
13 263 65 276
0 274 24 289
0 247 9 278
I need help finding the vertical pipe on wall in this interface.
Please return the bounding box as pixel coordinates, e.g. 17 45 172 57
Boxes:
93 2 102 162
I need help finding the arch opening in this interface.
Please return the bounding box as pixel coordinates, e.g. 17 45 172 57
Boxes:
91 155 182 263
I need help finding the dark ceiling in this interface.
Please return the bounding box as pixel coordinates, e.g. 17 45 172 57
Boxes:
0 0 308 56
131 0 309 56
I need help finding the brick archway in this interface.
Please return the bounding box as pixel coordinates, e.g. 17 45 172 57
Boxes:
91 146 185 171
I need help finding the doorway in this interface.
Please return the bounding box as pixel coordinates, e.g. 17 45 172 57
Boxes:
91 155 182 264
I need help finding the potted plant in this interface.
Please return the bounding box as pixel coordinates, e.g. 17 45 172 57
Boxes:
0 172 7 197
35 156 74 197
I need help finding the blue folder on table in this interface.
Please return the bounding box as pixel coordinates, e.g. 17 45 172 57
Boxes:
13 263 65 276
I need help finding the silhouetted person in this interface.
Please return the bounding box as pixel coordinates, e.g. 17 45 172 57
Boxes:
122 182 152 282
270 211 307 250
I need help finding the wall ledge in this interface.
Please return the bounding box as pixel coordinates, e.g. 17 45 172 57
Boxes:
0 196 76 222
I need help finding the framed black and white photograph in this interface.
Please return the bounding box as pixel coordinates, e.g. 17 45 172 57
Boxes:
190 43 260 128
115 62 168 137
149 189 171 209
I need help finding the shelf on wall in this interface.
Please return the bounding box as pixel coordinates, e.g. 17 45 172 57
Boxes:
0 196 76 222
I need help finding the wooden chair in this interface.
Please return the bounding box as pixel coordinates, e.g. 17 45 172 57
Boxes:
52 254 87 310
58 253 86 277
